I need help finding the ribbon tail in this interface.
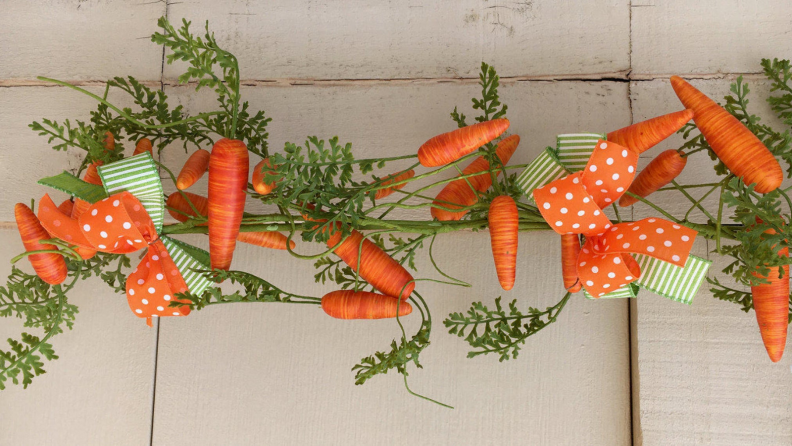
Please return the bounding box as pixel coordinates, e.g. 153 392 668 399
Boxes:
160 236 213 298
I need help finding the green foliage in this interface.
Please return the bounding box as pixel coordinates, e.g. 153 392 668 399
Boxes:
762 58 792 127
353 319 431 385
444 293 571 361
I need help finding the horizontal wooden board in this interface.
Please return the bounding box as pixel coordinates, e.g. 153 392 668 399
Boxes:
0 230 155 445
164 0 630 80
631 0 792 77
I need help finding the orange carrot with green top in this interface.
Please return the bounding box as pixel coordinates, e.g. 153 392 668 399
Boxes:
208 138 249 270
176 149 210 190
15 203 67 285
488 195 518 290
418 119 510 167
321 290 412 319
237 231 295 251
133 138 153 156
252 158 280 195
432 135 520 221
619 149 687 207
750 225 789 362
561 234 582 292
607 109 694 155
671 76 783 193
373 170 415 200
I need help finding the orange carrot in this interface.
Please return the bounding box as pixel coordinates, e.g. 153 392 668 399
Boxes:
237 231 295 250
176 149 210 190
671 76 783 193
71 162 103 220
561 234 582 292
607 109 694 155
327 228 415 300
166 192 209 222
619 149 687 207
418 119 510 167
373 170 415 200
432 135 520 221
57 199 74 216
251 158 280 195
103 131 115 153
133 137 153 156
750 226 789 362
208 138 249 270
321 290 412 319
14 203 67 285
488 195 518 290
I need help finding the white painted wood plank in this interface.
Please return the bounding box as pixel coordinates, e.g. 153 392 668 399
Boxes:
164 0 630 80
0 0 165 81
631 0 792 77
0 230 156 446
151 232 631 445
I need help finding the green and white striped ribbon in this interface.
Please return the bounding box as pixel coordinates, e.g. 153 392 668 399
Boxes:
161 238 213 298
97 153 165 233
515 147 569 202
555 133 606 172
584 254 711 304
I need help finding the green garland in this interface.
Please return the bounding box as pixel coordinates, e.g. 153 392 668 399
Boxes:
4 18 792 405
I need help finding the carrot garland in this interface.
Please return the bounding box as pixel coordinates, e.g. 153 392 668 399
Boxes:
176 149 211 190
133 137 153 156
606 109 694 155
208 138 249 270
432 134 520 221
618 149 688 207
321 290 412 319
14 203 68 285
252 158 280 195
488 195 518 290
560 234 582 293
671 76 783 194
327 228 415 300
418 119 510 167
373 170 415 200
750 226 789 362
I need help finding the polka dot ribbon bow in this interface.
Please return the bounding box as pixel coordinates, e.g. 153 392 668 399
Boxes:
533 140 698 298
36 153 213 326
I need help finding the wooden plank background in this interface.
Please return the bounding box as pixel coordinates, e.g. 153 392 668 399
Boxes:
1 1 791 445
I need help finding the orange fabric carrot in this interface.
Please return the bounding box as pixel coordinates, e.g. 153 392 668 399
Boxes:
619 149 687 207
488 195 518 290
133 138 153 156
607 109 694 155
103 131 115 153
671 76 783 193
561 234 582 292
327 228 415 300
373 170 415 200
166 192 209 222
71 162 103 220
237 231 295 250
57 199 74 216
750 226 789 362
432 135 520 221
418 119 510 167
252 158 280 195
176 149 210 190
208 138 249 270
14 203 67 285
321 290 412 319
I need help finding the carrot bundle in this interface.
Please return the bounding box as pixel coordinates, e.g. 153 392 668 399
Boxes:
488 195 518 290
133 138 153 156
327 228 415 300
321 290 412 319
606 109 694 155
671 76 783 194
166 192 294 250
418 119 510 167
208 138 249 270
619 149 687 207
252 158 280 195
373 170 415 200
15 203 67 285
750 227 789 362
431 135 520 221
176 149 210 190
561 234 582 293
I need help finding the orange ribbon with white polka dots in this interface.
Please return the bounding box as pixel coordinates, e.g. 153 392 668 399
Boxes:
533 139 697 298
37 191 192 326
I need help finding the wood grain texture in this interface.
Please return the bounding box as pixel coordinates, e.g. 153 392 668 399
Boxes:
164 0 630 80
0 230 156 446
0 0 165 81
631 0 792 76
151 232 631 445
